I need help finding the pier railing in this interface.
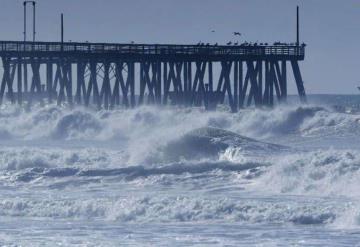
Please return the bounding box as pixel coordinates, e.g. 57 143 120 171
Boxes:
0 41 305 60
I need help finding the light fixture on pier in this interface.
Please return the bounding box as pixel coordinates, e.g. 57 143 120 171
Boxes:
23 1 36 42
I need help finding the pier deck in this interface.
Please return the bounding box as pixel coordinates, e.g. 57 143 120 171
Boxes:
0 41 305 61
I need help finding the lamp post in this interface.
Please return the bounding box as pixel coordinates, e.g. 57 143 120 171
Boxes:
23 1 35 93
23 1 36 42
296 6 299 46
60 13 64 52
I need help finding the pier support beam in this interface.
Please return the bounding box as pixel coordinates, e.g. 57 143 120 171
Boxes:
75 61 86 105
46 60 53 103
17 57 23 104
112 62 135 108
291 60 306 103
191 61 207 107
100 62 111 109
28 58 42 106
55 59 72 106
0 57 15 105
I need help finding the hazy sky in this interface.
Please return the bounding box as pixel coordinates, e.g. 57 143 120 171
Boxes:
0 0 359 94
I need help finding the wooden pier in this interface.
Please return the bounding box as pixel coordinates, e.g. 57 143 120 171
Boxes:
0 40 306 111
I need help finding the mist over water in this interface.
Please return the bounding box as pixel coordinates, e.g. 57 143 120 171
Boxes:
1 96 360 246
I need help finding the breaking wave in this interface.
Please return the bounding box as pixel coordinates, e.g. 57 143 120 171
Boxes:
0 195 346 225
11 160 267 183
256 149 360 197
2 144 360 199
1 102 360 230
0 103 360 142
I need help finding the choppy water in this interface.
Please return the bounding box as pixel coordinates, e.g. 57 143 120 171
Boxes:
1 95 360 246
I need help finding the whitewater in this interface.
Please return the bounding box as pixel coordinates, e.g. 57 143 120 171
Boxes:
1 95 360 246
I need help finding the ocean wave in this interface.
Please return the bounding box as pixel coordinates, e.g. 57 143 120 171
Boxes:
51 111 102 140
231 105 360 139
3 142 360 200
0 103 359 144
255 149 360 197
160 127 288 162
0 147 127 171
0 195 344 225
11 160 268 183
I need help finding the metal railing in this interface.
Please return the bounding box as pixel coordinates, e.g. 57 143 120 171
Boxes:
0 40 305 57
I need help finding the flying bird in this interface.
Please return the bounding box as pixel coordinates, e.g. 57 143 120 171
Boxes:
211 30 216 33
233 32 241 36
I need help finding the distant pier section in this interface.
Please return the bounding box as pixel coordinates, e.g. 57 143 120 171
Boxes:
0 40 306 111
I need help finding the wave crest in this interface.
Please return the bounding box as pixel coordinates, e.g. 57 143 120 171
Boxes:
51 111 102 140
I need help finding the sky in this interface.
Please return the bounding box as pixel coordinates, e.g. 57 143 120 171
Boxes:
0 0 359 94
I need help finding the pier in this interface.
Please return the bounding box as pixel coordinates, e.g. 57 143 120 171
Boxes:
0 41 306 112
0 4 306 112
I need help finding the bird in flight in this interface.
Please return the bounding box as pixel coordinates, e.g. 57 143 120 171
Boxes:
211 30 215 33
233 32 241 36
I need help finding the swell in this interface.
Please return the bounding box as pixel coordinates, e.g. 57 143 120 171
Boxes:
13 161 268 182
232 105 360 139
0 103 359 143
255 149 360 197
2 144 360 200
0 195 343 225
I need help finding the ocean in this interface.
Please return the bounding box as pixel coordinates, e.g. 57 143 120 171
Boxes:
0 94 360 246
